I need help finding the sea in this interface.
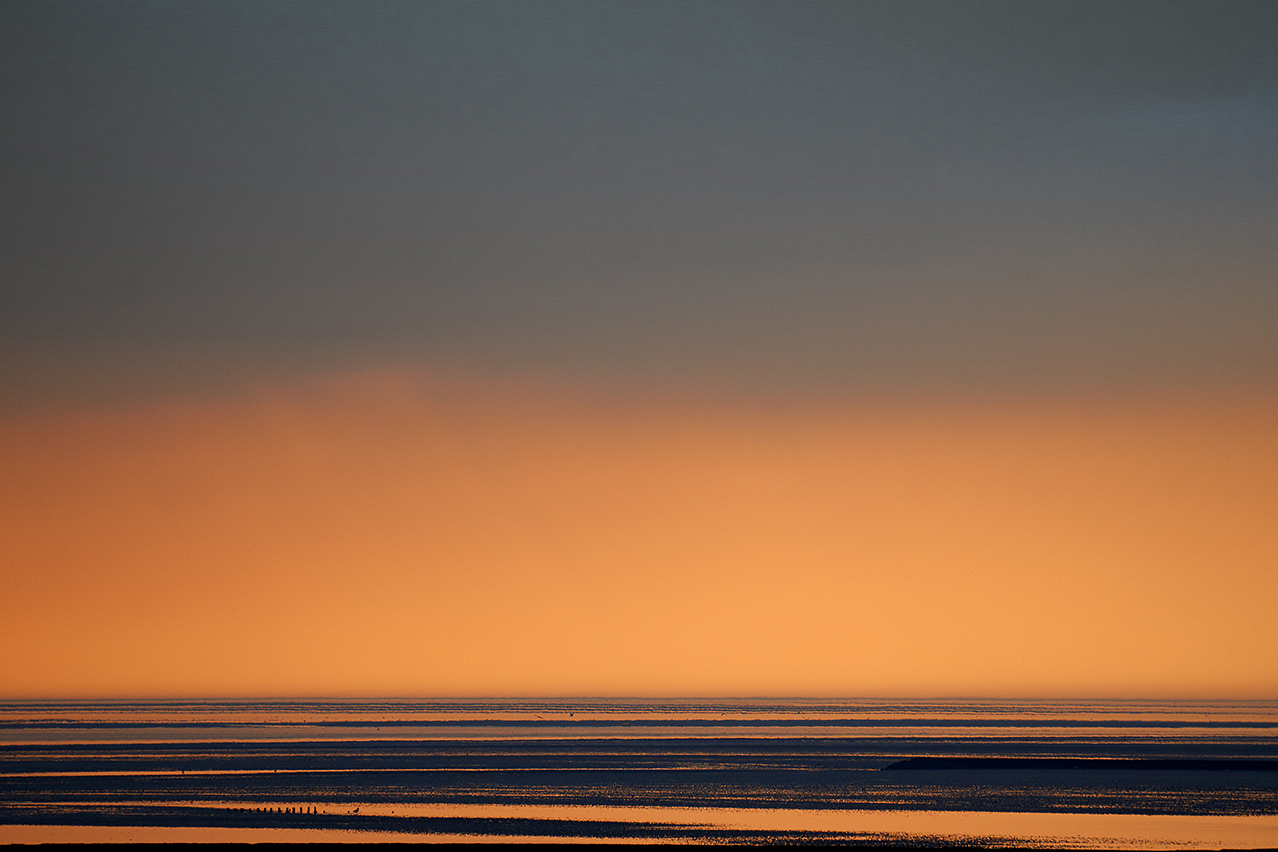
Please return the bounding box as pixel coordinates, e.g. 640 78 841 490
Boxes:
2 698 1276 846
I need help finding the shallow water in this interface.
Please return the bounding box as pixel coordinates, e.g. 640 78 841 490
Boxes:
2 699 1276 845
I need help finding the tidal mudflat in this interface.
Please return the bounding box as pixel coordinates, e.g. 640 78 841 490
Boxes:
3 699 1276 846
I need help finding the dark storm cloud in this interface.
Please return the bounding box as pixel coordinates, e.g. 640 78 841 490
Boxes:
3 1 1276 394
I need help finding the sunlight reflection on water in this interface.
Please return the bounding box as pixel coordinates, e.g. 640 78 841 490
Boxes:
4 804 1278 847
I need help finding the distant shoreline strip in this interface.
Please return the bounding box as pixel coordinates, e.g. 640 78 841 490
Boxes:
2 718 1275 729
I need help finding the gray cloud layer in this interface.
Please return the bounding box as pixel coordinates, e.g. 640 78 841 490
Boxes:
3 0 1277 396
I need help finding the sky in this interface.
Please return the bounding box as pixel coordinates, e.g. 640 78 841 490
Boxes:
2 1 1276 699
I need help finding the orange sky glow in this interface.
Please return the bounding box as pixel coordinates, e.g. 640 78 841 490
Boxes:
2 369 1275 699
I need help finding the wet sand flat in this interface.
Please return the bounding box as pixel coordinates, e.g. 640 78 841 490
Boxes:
3 699 1277 846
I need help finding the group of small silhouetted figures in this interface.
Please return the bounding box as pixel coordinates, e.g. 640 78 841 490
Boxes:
230 805 321 814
